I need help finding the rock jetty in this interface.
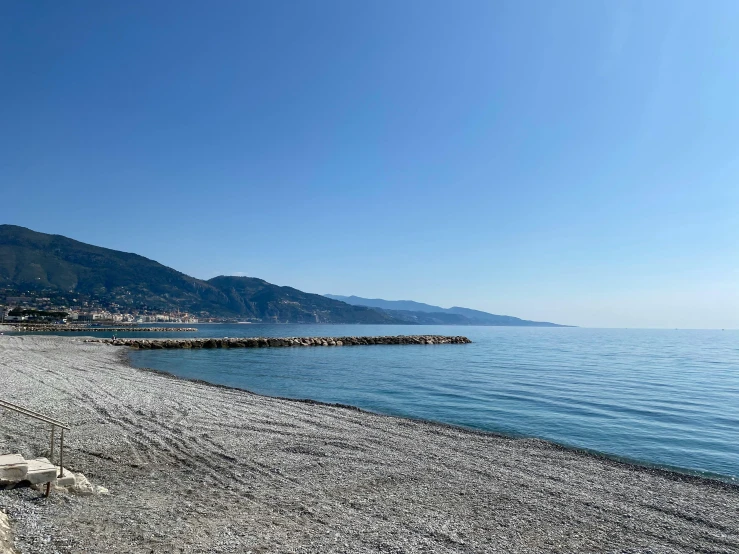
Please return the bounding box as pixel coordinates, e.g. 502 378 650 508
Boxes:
13 325 197 332
85 335 472 349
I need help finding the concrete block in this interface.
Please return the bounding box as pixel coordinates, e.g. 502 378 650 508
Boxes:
25 459 57 485
0 454 28 483
0 454 25 465
54 468 75 487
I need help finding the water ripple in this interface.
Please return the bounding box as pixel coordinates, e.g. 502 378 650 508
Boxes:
126 325 739 481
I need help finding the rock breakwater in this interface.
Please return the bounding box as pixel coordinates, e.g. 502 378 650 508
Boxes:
85 335 472 349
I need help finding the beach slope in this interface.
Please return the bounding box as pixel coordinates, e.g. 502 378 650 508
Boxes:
0 336 736 553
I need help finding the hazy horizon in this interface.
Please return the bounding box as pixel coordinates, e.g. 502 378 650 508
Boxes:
2 1 737 329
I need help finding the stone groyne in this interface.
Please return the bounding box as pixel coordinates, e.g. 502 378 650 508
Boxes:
85 335 472 349
12 325 197 332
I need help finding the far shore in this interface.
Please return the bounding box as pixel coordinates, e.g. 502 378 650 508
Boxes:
0 335 737 553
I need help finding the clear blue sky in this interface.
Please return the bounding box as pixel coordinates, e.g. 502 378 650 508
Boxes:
2 0 737 328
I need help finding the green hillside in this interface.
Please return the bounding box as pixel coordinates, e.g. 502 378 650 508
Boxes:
0 225 397 323
208 276 392 323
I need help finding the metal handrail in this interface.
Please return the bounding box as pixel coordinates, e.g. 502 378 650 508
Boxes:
0 400 70 430
0 399 70 482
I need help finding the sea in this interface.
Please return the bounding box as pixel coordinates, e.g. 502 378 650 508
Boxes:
32 324 739 481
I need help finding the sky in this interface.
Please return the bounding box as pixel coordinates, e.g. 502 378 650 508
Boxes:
1 0 737 329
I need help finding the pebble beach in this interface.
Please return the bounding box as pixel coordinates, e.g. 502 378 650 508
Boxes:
0 335 737 553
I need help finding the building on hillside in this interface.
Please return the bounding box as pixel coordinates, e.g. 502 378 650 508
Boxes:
5 297 33 305
5 314 27 322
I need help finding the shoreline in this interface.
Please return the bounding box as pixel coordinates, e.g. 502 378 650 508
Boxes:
10 326 198 333
0 335 737 553
125 347 737 488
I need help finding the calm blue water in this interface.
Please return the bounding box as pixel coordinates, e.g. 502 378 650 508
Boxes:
113 325 737 481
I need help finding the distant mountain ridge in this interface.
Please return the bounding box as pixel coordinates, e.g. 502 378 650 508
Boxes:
325 296 451 313
324 295 567 327
0 225 396 324
0 225 567 326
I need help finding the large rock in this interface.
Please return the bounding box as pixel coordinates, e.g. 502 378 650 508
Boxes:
0 509 14 554
70 472 94 496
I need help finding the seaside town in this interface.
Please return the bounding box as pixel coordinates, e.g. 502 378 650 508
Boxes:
0 290 199 324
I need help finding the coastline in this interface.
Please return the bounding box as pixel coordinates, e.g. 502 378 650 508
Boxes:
127 345 736 487
0 335 737 553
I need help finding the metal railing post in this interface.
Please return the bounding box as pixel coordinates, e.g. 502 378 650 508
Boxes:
59 429 64 478
50 425 56 463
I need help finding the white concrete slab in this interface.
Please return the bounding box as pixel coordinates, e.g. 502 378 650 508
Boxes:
25 459 57 485
0 454 24 465
0 453 28 483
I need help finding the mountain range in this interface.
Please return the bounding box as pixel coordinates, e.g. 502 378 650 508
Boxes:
0 225 565 326
0 225 392 323
324 295 565 326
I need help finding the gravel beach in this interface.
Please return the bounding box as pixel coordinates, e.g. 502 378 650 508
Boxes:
0 335 737 553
